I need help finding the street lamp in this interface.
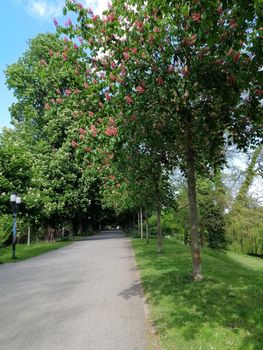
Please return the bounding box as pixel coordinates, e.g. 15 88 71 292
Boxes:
10 193 21 259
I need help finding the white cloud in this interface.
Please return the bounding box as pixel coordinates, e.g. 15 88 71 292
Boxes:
26 0 64 19
82 0 108 15
15 0 108 20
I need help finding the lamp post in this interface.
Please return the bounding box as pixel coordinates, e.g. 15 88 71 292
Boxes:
10 193 21 259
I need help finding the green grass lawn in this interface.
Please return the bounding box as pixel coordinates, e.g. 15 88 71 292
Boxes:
0 241 71 264
132 238 263 350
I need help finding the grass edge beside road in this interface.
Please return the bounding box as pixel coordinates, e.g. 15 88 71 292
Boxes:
131 238 263 350
0 241 72 264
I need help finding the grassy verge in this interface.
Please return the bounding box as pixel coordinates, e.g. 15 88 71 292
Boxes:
132 238 263 350
0 241 71 264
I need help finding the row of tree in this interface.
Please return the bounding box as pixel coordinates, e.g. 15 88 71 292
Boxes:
1 0 262 279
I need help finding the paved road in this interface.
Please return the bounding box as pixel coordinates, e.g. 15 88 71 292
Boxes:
0 231 147 350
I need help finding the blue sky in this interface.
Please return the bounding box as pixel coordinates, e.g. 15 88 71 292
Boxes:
0 0 107 129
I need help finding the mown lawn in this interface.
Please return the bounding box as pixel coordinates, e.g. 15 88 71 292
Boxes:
132 238 263 350
0 241 71 264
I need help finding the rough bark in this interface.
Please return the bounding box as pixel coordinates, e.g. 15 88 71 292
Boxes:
145 212 149 244
27 225 31 246
185 127 203 281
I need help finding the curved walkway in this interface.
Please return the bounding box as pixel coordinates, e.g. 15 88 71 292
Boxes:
0 230 147 350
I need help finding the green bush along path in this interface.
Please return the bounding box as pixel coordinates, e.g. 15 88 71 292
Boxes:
132 238 263 350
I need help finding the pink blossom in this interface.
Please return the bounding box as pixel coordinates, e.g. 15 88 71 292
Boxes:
136 86 145 94
99 102 104 109
44 103 51 110
89 111 94 117
134 20 144 31
131 48 137 54
154 27 160 33
84 82 89 89
125 95 133 104
111 62 116 69
78 37 83 45
39 59 47 66
90 124 97 137
74 89 80 94
123 52 130 60
53 18 58 26
78 3 83 9
105 127 118 136
65 89 71 96
109 117 115 125
105 92 111 101
84 147 91 153
192 12 201 23
64 37 69 42
49 50 53 57
79 128 86 135
71 140 78 148
110 74 116 81
88 8 93 15
156 76 164 86
74 43 78 49
56 98 63 104
56 88 61 94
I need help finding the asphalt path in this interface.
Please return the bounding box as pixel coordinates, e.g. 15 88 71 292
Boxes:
0 230 148 350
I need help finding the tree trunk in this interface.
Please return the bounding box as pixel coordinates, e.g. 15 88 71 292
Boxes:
185 128 203 281
137 211 140 236
27 225 31 246
140 207 144 239
154 181 162 253
200 223 205 247
145 212 149 244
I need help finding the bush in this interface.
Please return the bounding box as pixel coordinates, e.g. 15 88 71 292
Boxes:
0 214 13 245
227 206 263 256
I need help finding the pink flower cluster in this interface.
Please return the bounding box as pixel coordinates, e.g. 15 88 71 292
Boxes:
90 124 97 137
125 95 132 104
71 140 78 148
105 126 118 136
192 12 201 23
79 128 86 135
136 86 145 93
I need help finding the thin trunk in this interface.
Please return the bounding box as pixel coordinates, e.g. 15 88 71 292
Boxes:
145 212 149 244
154 181 162 253
184 223 189 245
200 223 205 247
27 225 31 246
185 127 202 281
62 226 65 238
140 207 144 239
137 211 140 236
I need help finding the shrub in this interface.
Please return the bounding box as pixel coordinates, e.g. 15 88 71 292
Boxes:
0 214 12 245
